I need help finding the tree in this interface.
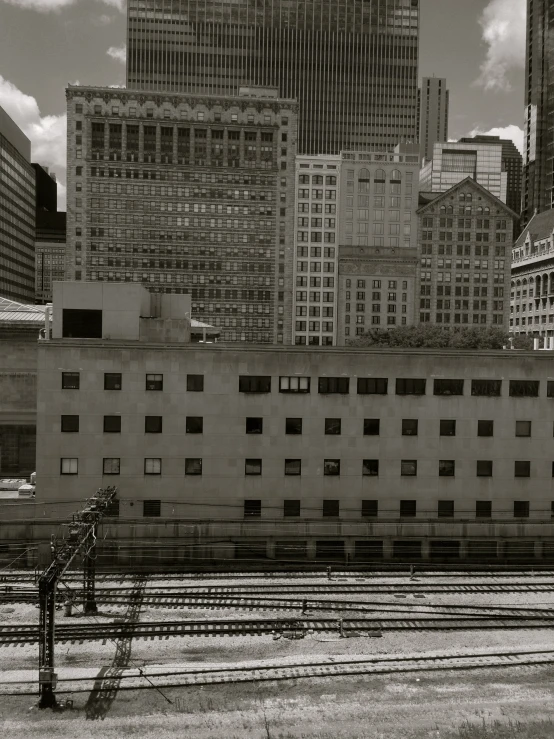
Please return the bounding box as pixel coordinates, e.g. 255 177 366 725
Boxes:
349 325 510 350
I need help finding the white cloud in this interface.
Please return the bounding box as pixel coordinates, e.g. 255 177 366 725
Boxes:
107 43 126 64
0 75 67 209
0 0 125 12
466 125 524 156
474 0 526 92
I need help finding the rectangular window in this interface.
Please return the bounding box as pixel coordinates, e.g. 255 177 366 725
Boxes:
144 458 161 475
185 458 202 475
471 379 501 397
514 500 530 517
402 419 418 436
103 458 120 475
440 420 456 436
324 459 340 476
478 420 494 437
283 499 301 517
279 376 310 393
439 460 455 476
103 415 121 433
437 500 454 518
357 378 388 395
364 418 380 436
187 374 204 392
145 416 163 433
186 416 203 434
286 418 302 435
477 460 493 477
318 377 350 394
146 373 163 391
245 459 262 475
143 500 161 517
515 421 531 437
62 372 80 389
396 378 426 395
401 460 417 476
60 458 78 475
400 499 416 517
547 381 554 398
434 379 464 396
509 380 539 397
244 499 261 518
323 499 340 517
514 461 530 477
325 418 341 435
246 417 263 434
239 376 271 393
61 415 79 432
361 500 378 517
476 501 492 518
104 372 122 390
285 459 301 476
362 459 379 476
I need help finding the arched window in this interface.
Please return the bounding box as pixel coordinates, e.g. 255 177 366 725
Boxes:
465 206 472 214
391 169 401 180
374 169 385 194
484 207 490 215
459 193 465 202
358 168 370 193
477 206 483 216
374 169 385 180
440 205 446 215
446 206 453 215
466 193 473 202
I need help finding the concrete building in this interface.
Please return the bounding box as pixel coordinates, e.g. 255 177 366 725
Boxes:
65 85 298 344
337 245 418 343
0 106 36 302
126 0 420 156
35 212 66 305
420 141 507 204
418 77 449 164
510 209 554 338
417 178 517 329
27 281 554 564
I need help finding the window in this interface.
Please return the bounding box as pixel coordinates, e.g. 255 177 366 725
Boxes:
245 459 262 475
401 460 417 476
363 459 379 476
323 499 340 517
187 374 204 391
279 376 310 393
60 458 78 475
476 501 492 518
514 500 530 517
143 500 161 517
104 373 122 390
62 372 80 389
361 500 378 517
515 461 530 477
286 418 302 435
146 374 163 391
318 377 350 394
357 378 388 395
244 499 261 518
103 415 121 433
440 420 456 436
283 500 300 517
62 309 102 339
437 500 454 518
364 418 380 436
105 499 120 518
477 460 493 477
471 380 501 397
478 420 494 437
246 417 263 434
103 458 120 475
185 458 202 475
509 380 539 397
145 416 163 433
434 379 464 396
402 419 418 436
515 421 531 437
396 379 426 395
239 376 271 393
400 499 416 517
439 460 455 476
325 418 341 435
324 459 340 476
285 459 301 476
61 415 79 432
144 458 161 475
548 381 554 398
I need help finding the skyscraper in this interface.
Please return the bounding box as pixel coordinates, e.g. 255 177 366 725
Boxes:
127 0 420 155
418 77 449 163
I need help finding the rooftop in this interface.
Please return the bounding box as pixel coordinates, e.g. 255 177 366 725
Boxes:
515 209 554 248
0 298 47 327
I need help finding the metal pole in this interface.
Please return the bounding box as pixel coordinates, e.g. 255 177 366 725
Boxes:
84 526 98 615
38 577 57 709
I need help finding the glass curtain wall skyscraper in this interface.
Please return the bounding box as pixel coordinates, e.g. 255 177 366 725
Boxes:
127 0 420 154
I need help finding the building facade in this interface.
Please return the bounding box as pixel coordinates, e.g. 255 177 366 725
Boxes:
65 85 298 344
417 178 516 329
418 77 449 164
420 141 507 204
126 0 420 155
510 209 554 338
337 244 418 344
0 106 36 303
35 212 66 304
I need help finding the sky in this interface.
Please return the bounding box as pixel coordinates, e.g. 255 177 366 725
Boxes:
0 0 526 210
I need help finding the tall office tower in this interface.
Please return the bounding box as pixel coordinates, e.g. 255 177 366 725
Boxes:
460 135 522 217
522 0 554 225
420 141 507 203
32 164 66 304
418 77 449 163
127 0 420 155
65 85 297 344
0 106 36 302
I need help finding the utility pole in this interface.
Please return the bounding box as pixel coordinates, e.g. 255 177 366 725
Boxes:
38 486 117 709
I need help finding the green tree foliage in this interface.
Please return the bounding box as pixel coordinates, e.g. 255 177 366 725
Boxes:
349 325 512 350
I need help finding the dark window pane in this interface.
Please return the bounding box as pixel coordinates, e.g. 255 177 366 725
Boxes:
103 415 121 433
396 378 426 395
103 457 120 475
105 499 120 517
477 460 493 477
186 416 203 434
104 373 122 390
514 461 530 477
185 458 202 475
471 380 501 397
145 416 163 433
324 459 340 476
146 373 163 391
187 374 204 392
143 500 161 517
400 500 417 517
361 500 378 517
362 459 379 476
283 500 300 517
244 499 261 518
239 376 271 393
476 501 492 518
402 419 418 436
62 308 102 338
318 377 350 394
61 415 79 432
439 460 455 476
515 420 531 437
401 460 417 476
437 500 454 518
323 499 340 517
434 379 464 396
509 380 539 397
325 418 341 435
245 459 262 475
285 459 301 475
357 378 388 395
364 418 380 435
514 500 530 517
62 372 80 389
440 420 456 436
478 420 494 437
286 418 302 435
246 417 263 434
548 381 554 398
